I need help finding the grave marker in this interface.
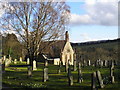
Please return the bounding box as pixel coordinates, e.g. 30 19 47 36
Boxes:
27 58 30 64
73 60 77 71
96 70 104 88
28 66 32 77
43 68 49 82
33 60 37 71
91 72 97 89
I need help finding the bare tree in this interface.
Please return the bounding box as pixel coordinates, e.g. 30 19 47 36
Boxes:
1 1 70 65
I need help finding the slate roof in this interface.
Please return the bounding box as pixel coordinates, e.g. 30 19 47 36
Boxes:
41 40 66 58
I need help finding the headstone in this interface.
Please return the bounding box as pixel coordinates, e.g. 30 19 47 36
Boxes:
73 60 77 71
88 60 91 66
20 57 22 62
91 72 97 89
65 62 68 72
43 68 48 82
3 55 6 61
14 59 17 64
68 76 73 86
2 63 5 73
57 60 61 74
44 60 48 67
67 67 73 86
96 70 104 88
100 60 103 67
33 60 37 71
68 67 71 77
110 62 115 83
78 62 83 83
27 58 30 64
110 76 115 84
104 60 107 67
28 66 32 77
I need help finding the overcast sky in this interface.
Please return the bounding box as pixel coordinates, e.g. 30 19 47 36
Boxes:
66 0 118 43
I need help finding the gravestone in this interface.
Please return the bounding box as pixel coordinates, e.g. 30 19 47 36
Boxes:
3 55 6 61
28 66 32 77
33 60 37 71
96 70 104 88
67 67 73 86
68 76 73 86
78 62 83 83
27 58 30 64
2 63 5 73
43 68 49 82
20 57 22 62
91 72 97 89
104 60 107 67
57 60 61 74
65 62 68 72
68 67 71 77
73 60 77 71
110 61 115 83
88 60 91 66
14 59 17 64
44 60 48 67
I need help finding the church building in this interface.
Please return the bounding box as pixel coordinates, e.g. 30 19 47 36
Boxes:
38 31 75 65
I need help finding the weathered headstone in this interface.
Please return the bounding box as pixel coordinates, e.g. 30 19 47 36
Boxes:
28 66 32 77
14 59 17 64
33 60 37 71
78 62 83 83
43 68 49 82
27 58 30 64
20 57 22 62
91 72 97 89
96 70 104 88
73 60 77 71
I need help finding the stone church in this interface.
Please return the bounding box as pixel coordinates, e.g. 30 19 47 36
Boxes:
60 31 74 65
38 31 74 65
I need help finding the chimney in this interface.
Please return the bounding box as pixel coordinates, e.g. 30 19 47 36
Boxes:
65 31 69 42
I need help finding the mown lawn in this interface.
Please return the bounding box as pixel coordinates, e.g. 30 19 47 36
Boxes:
2 61 120 90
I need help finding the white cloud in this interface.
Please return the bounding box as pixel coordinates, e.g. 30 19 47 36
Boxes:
70 1 118 26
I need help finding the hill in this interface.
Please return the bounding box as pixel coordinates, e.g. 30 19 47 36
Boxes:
71 38 119 62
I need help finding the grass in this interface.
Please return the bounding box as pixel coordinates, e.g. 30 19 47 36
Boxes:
2 61 120 90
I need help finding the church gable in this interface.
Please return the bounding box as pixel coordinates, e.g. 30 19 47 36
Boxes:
62 41 74 54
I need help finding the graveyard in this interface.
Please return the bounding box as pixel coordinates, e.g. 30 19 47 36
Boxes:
2 59 120 90
1 1 119 90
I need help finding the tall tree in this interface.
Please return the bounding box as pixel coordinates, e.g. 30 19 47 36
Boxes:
1 1 70 64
